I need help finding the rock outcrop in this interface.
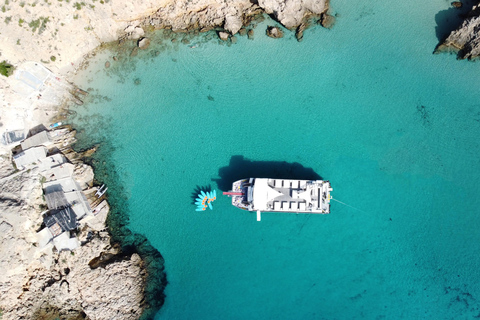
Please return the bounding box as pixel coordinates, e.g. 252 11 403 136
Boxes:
259 0 328 29
435 3 480 59
144 0 329 35
266 26 284 38
218 31 230 41
138 37 151 50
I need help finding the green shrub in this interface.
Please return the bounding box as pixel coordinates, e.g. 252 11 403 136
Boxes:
29 18 40 31
73 1 83 9
50 55 56 61
4 16 11 24
0 60 14 77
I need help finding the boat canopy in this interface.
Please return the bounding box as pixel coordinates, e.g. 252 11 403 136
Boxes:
252 178 282 210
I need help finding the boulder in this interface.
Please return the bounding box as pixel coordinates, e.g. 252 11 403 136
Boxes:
224 14 243 35
451 1 462 8
320 13 335 29
138 37 151 50
247 29 254 39
132 26 145 40
296 23 307 42
218 31 230 41
266 26 284 38
124 25 145 40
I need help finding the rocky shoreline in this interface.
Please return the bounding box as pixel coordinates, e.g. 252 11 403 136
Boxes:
435 1 480 59
0 0 334 318
2 0 480 317
0 127 154 320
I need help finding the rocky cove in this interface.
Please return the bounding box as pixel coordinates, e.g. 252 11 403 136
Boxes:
0 0 335 318
1 0 480 319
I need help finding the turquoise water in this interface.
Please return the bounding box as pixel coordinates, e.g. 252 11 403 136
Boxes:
72 0 480 318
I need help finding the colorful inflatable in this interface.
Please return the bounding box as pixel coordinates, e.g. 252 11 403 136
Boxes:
195 190 217 211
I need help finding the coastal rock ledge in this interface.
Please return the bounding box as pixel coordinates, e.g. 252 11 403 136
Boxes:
0 134 150 320
145 0 329 35
435 3 480 59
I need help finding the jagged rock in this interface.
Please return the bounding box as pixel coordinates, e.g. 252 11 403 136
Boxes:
0 138 147 320
435 4 480 59
266 26 284 38
138 37 151 50
258 0 328 28
224 14 243 35
296 23 307 41
320 13 335 29
218 31 230 41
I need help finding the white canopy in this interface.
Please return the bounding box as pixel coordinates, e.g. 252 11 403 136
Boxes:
252 178 282 210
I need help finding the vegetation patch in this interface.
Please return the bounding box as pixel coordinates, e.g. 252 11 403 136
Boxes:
29 16 49 33
73 1 85 9
4 16 11 24
0 60 15 77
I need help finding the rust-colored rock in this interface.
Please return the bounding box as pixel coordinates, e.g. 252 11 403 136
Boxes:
266 26 284 39
451 1 462 8
320 13 335 29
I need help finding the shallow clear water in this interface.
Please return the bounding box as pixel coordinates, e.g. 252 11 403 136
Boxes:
72 0 480 318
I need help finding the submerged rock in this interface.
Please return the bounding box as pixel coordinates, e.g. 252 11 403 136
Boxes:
266 26 284 38
451 1 462 8
105 61 110 68
320 13 336 29
247 29 254 39
130 47 139 57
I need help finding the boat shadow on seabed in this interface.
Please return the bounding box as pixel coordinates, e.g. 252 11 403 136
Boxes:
212 155 323 191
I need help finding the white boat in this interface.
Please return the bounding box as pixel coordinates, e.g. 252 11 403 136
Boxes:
223 178 332 217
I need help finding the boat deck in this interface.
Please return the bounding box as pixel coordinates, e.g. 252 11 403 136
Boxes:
226 178 332 214
254 178 331 213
